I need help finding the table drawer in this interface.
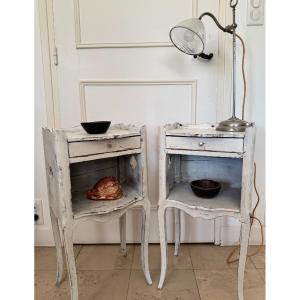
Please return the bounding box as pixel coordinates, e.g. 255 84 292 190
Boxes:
166 136 244 153
68 136 140 158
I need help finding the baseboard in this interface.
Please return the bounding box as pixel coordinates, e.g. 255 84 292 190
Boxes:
34 209 214 246
220 224 265 246
35 226 54 246
35 211 265 247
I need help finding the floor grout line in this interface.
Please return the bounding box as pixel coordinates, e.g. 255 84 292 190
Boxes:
187 244 202 300
126 244 135 300
75 244 83 260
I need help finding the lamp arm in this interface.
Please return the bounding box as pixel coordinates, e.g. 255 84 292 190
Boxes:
194 12 236 60
199 12 235 34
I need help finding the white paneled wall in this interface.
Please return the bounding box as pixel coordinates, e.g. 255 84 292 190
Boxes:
75 0 197 47
35 0 265 246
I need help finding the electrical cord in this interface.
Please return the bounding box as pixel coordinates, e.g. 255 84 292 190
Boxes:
226 34 264 264
227 163 264 263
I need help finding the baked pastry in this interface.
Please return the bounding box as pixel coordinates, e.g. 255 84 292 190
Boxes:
86 176 123 200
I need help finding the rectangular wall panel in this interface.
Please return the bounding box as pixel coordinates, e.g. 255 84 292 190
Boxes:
75 0 197 47
80 80 196 206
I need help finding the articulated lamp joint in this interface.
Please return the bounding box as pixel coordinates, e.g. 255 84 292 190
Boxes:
194 13 237 60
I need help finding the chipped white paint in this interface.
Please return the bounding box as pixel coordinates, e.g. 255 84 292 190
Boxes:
166 149 243 159
129 155 138 170
174 208 180 256
72 186 142 219
158 123 256 300
69 148 141 164
166 123 246 138
65 124 140 142
43 124 152 300
68 136 141 158
120 214 127 256
166 136 244 153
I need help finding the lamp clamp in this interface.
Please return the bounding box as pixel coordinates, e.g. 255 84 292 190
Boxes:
193 53 213 60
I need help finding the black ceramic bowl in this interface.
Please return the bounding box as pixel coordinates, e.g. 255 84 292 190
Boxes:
81 121 111 134
190 179 221 198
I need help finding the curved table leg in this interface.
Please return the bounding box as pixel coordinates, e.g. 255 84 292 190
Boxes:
50 209 64 286
62 224 78 300
158 205 168 289
238 217 251 300
174 208 181 256
141 201 152 285
120 213 127 256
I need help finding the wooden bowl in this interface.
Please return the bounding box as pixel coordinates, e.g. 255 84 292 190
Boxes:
190 179 221 198
81 121 111 134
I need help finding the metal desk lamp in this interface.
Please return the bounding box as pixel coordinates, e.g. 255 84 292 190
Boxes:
169 0 251 132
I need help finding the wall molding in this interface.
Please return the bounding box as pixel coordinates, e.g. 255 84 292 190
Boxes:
74 0 198 49
79 79 198 123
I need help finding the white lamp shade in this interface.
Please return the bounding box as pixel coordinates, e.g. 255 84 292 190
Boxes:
169 18 206 55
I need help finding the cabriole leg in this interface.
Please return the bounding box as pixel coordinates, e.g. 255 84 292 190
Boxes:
174 208 181 256
141 201 152 285
158 205 168 289
119 213 127 256
50 209 64 286
238 218 251 300
62 224 78 300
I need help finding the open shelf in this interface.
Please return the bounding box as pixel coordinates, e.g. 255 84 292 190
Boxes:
72 184 142 219
167 182 241 212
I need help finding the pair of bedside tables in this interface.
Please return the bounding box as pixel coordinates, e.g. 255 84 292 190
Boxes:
43 122 255 300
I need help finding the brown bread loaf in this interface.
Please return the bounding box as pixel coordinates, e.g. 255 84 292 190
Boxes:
86 176 123 200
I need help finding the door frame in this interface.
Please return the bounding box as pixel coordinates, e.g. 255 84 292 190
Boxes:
38 0 60 128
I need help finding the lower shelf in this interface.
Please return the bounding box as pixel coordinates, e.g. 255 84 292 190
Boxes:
72 184 142 218
167 182 241 212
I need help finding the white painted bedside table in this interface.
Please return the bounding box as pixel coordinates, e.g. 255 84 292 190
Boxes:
158 123 255 300
42 124 152 300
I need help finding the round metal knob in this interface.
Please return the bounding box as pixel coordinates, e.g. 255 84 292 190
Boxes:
199 142 205 147
107 142 113 148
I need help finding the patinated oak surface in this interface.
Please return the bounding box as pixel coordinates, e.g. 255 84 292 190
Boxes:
43 124 152 300
158 123 255 300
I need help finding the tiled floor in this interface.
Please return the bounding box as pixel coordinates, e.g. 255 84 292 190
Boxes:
35 244 265 300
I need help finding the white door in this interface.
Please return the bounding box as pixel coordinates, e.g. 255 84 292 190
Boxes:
50 0 222 243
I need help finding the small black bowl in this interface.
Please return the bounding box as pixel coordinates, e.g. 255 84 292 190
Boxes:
81 121 111 134
190 179 221 198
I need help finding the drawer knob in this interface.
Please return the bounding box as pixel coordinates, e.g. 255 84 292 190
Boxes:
107 142 113 148
199 142 205 147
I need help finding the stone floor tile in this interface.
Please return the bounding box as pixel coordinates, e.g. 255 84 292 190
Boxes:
35 246 82 271
194 268 264 300
189 245 255 270
35 269 130 300
249 246 265 269
76 244 134 270
132 244 192 270
127 270 200 300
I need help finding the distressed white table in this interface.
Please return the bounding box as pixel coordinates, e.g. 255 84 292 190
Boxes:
158 123 255 300
43 124 152 300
